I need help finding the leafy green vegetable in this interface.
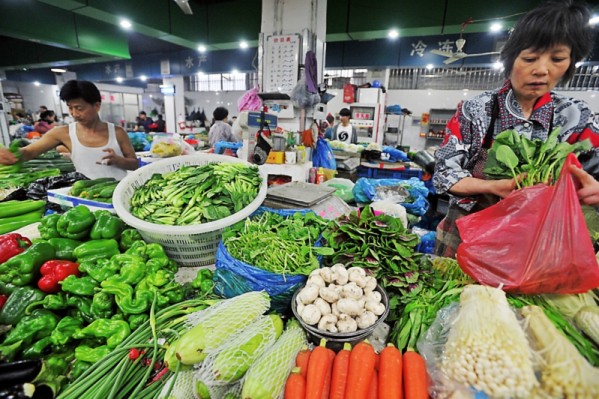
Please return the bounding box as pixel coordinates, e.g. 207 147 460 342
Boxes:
483 128 591 187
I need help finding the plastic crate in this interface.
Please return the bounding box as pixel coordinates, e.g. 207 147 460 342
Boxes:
112 154 268 267
370 168 423 180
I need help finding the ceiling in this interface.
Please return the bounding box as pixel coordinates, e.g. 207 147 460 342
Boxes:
1 0 599 72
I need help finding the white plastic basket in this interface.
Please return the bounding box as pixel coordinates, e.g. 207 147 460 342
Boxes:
113 154 268 266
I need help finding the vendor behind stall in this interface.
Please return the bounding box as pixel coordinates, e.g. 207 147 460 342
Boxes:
0 80 138 180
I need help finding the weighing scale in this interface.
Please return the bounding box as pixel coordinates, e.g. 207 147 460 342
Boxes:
264 181 354 220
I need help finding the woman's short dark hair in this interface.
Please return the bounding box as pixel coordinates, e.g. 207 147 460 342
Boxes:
59 80 102 104
213 107 229 121
500 0 595 83
40 110 55 121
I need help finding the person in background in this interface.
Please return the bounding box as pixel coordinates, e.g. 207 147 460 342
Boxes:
331 108 357 144
153 114 166 132
34 110 58 134
134 111 153 132
433 0 599 258
0 80 138 180
324 114 336 139
208 106 239 147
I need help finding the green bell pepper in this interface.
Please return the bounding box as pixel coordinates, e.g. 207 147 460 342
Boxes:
0 340 22 362
38 213 61 240
47 237 82 261
3 309 59 346
60 275 99 296
119 228 143 251
79 258 120 283
22 336 53 359
125 240 148 260
26 292 69 313
50 315 84 346
74 344 111 363
161 282 185 304
100 280 154 315
69 360 91 380
57 205 96 240
127 313 149 330
191 268 214 290
90 211 125 240
105 254 146 285
0 281 16 295
66 296 95 324
73 239 120 263
90 291 114 319
73 318 131 349
0 241 55 286
0 286 45 325
34 352 72 396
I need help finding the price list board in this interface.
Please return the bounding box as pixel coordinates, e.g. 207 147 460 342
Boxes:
263 34 301 94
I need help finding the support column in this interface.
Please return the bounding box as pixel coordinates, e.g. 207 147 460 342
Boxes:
162 76 185 134
0 81 10 146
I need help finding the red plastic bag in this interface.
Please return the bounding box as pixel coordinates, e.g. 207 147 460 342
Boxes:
456 154 599 294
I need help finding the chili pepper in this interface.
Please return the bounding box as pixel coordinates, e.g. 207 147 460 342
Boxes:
22 336 53 359
50 315 84 346
73 318 131 349
38 260 80 294
90 291 114 319
119 228 143 251
3 309 59 346
145 269 173 287
74 344 111 363
0 340 22 362
46 237 82 261
56 205 96 240
127 313 149 330
0 241 55 286
69 360 92 380
161 282 185 304
0 295 6 310
104 254 146 285
90 211 125 240
100 280 153 315
73 239 119 263
145 257 169 273
26 292 69 314
0 199 45 219
60 275 98 296
35 352 72 396
0 286 45 325
0 282 16 295
79 258 120 283
38 213 61 240
125 240 148 260
129 348 141 360
70 178 115 196
66 296 95 324
0 233 32 264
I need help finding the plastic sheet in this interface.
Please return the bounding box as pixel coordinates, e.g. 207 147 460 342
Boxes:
353 177 430 216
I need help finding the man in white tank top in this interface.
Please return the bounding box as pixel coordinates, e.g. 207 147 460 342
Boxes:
0 80 138 180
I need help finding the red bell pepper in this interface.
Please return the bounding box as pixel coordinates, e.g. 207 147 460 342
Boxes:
0 233 32 264
37 260 80 293
0 294 7 310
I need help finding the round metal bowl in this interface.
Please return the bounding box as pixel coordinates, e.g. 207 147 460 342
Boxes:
291 284 390 347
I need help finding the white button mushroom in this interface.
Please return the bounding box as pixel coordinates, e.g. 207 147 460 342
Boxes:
365 300 386 316
320 267 334 284
364 290 382 303
331 264 349 285
363 276 377 293
298 284 320 305
341 282 364 300
307 274 326 288
356 311 377 329
331 302 340 317
319 286 340 304
348 267 368 288
300 304 322 325
318 314 338 332
313 297 332 316
309 268 322 278
337 313 358 333
337 298 362 317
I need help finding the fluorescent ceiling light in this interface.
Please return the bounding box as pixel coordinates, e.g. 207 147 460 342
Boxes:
489 22 502 32
119 19 132 30
590 15 599 25
140 75 147 81
387 29 399 39
116 77 124 83
197 45 206 53
231 69 239 75
493 61 504 70
33 81 40 86
426 64 434 70
239 41 248 49
51 68 67 73
576 61 584 68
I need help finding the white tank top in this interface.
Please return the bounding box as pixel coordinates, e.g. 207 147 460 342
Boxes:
68 122 128 180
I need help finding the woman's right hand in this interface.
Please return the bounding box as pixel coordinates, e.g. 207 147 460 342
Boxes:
489 178 520 198
0 147 18 165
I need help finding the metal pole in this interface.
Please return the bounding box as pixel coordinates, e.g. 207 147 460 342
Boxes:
0 81 10 147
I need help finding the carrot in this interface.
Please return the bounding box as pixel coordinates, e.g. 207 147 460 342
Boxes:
285 367 306 399
328 343 351 399
321 349 336 399
345 340 377 399
374 352 380 371
379 343 402 399
306 338 335 399
402 348 428 399
296 345 312 378
368 369 378 399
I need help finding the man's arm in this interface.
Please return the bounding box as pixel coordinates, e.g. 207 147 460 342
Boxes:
19 127 67 162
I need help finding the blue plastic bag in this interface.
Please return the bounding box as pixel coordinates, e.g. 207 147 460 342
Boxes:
382 147 409 162
312 137 337 170
214 207 319 313
353 177 430 216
